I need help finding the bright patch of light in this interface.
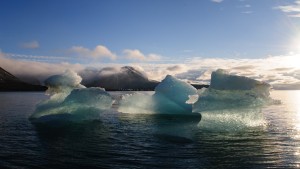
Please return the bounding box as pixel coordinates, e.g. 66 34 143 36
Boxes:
290 91 300 130
282 54 300 68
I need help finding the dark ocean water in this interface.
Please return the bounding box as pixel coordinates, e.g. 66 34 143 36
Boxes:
0 91 300 169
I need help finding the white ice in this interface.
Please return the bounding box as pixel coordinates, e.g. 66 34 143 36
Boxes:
193 69 279 130
193 69 276 112
118 75 198 114
30 70 113 123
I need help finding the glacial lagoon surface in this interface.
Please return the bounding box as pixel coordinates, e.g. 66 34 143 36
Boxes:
0 90 300 168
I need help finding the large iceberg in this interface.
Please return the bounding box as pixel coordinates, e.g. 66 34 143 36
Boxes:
193 69 278 130
210 69 271 97
153 75 198 114
44 70 85 96
193 69 275 112
29 70 113 123
118 75 199 115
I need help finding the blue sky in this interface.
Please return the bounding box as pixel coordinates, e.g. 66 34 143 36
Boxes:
1 0 300 89
0 0 297 62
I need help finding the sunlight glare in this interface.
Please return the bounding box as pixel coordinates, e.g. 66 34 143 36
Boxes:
291 91 300 130
283 54 300 68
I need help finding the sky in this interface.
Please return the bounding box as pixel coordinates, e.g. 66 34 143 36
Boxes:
1 0 300 89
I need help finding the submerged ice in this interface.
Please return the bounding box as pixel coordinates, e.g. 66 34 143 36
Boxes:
118 75 199 114
30 70 113 123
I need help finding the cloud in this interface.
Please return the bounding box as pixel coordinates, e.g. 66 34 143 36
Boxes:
69 46 162 62
211 0 223 3
232 65 255 70
5 53 69 63
236 3 253 14
1 47 300 89
70 45 117 60
21 40 39 49
166 65 186 72
0 52 83 85
127 54 300 89
273 82 300 90
129 64 190 82
286 13 300 17
242 11 253 14
123 49 161 62
78 65 150 86
181 55 300 89
196 70 213 83
176 69 209 84
271 67 295 72
275 0 300 17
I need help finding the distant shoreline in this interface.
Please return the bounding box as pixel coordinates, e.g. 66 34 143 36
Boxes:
0 84 209 92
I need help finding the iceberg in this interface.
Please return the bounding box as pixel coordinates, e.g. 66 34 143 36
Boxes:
193 69 278 130
44 69 85 95
153 75 198 114
210 69 271 97
117 92 155 114
119 75 199 115
193 69 275 112
29 68 279 129
29 70 113 123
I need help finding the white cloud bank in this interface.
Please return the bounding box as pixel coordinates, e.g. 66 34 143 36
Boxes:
1 49 300 89
211 0 223 3
123 49 161 62
70 45 117 60
275 0 300 17
138 54 300 90
0 50 83 84
69 45 162 62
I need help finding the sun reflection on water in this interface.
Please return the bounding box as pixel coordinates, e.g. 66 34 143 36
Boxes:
289 90 300 131
268 90 300 166
269 90 300 134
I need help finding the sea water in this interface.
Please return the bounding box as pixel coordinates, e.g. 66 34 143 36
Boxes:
0 90 300 168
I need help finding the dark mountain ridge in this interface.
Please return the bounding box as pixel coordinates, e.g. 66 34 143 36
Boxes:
82 66 158 90
0 67 47 91
81 66 208 91
0 66 208 91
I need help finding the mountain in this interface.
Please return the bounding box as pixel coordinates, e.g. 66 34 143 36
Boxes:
0 67 47 91
80 66 208 91
81 66 158 90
